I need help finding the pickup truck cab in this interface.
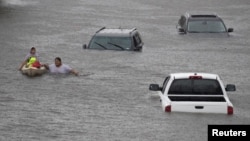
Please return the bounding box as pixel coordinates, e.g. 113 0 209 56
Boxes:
149 73 236 115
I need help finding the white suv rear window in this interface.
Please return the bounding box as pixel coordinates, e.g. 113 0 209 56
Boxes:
168 79 223 95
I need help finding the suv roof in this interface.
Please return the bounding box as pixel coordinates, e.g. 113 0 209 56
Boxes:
95 27 138 37
170 72 218 80
184 13 222 21
185 12 218 17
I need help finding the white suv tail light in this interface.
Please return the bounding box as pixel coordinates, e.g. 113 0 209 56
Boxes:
165 105 171 112
227 106 233 115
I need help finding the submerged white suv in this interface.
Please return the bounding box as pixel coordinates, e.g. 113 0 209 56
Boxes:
149 72 236 115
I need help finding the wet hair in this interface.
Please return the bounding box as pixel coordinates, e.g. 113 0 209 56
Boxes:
55 57 62 63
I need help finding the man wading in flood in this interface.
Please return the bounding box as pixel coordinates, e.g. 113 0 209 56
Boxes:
44 57 79 76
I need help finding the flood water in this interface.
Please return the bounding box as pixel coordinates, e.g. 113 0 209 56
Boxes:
0 0 250 140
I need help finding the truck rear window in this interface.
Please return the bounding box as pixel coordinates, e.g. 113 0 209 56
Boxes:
168 79 223 95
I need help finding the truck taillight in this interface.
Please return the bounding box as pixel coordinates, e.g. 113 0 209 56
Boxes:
227 106 233 115
165 105 171 112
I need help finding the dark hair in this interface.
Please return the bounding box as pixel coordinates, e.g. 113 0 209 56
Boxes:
55 57 61 62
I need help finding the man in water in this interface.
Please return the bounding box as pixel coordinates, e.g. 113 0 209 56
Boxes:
44 57 79 76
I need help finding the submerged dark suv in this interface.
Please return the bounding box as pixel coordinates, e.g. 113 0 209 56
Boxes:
176 13 233 36
83 27 144 51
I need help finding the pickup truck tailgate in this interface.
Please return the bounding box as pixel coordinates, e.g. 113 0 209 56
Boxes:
171 102 228 114
168 96 229 114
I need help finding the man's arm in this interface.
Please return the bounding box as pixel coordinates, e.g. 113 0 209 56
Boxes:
70 69 79 76
19 61 27 70
18 57 29 70
42 64 50 70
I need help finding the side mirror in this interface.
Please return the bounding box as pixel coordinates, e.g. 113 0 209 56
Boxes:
149 84 161 91
83 44 87 49
228 28 234 33
225 84 236 91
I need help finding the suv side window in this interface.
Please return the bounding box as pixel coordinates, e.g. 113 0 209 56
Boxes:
162 76 170 94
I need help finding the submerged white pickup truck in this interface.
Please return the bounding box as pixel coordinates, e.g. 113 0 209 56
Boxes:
149 73 236 115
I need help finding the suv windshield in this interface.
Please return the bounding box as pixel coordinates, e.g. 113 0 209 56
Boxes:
168 79 223 95
89 36 132 50
187 20 227 33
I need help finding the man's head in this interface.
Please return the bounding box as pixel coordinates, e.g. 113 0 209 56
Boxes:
30 47 36 55
54 57 62 67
